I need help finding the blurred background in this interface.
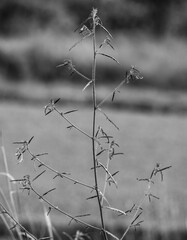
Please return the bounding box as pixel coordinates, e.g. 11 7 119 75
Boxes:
0 0 187 89
0 0 187 239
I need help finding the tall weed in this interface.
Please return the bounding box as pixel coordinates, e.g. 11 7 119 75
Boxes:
0 8 171 240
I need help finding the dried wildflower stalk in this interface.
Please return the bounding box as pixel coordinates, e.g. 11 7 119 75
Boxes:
9 8 172 240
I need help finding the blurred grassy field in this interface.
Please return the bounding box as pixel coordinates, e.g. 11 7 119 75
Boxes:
1 80 187 114
1 32 187 90
0 91 187 233
1 29 187 237
1 1 187 239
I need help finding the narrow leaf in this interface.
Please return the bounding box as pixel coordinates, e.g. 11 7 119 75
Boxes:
158 166 172 172
56 59 72 68
112 91 115 102
98 53 120 64
45 109 53 116
9 224 17 231
98 108 119 130
107 171 119 181
134 220 144 226
13 141 25 145
75 213 91 218
107 117 119 130
35 153 48 157
105 206 126 216
107 41 115 50
82 80 93 91
96 149 106 156
54 98 61 104
113 152 124 156
95 126 101 138
28 136 34 144
39 188 56 199
99 37 114 50
99 162 118 188
131 212 143 225
47 207 52 216
64 109 78 115
148 193 160 202
73 68 91 82
86 195 97 200
38 163 44 168
30 156 35 161
67 125 74 130
98 135 113 139
98 23 113 38
137 178 150 182
98 43 104 49
32 170 46 182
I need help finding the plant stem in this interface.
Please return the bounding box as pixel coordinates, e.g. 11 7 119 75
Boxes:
27 148 95 190
30 186 100 231
91 13 108 240
54 107 100 145
120 180 152 240
101 143 110 206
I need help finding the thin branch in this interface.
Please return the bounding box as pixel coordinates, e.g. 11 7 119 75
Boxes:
97 108 119 130
30 186 100 231
97 77 127 109
54 107 100 145
27 148 95 191
69 31 93 51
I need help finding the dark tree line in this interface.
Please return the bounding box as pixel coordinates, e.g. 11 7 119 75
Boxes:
0 0 186 37
66 0 187 37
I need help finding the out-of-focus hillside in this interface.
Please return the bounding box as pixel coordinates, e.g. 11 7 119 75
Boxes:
1 0 187 37
0 0 75 35
0 0 187 90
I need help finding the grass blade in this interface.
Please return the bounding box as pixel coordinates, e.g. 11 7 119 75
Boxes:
42 204 53 240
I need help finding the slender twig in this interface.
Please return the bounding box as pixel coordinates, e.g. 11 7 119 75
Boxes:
101 158 110 207
54 107 93 140
120 169 157 240
69 32 93 51
120 196 146 240
53 107 100 145
101 141 117 206
97 77 127 109
29 186 100 231
26 148 95 191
